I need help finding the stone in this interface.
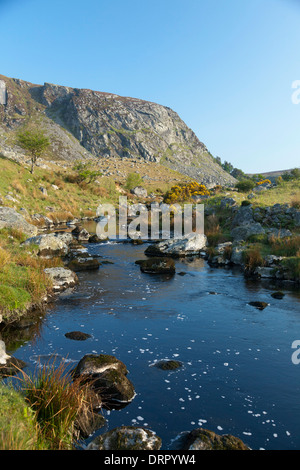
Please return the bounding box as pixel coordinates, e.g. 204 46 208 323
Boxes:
92 369 135 405
72 354 135 406
230 244 247 265
231 223 265 242
87 426 162 451
67 255 100 271
77 228 91 242
23 234 69 257
271 291 285 299
220 197 237 209
0 341 27 376
248 301 269 310
139 257 176 274
153 360 182 370
73 354 128 378
172 429 250 451
39 186 48 196
0 206 38 237
44 267 78 292
89 233 108 243
145 233 207 258
64 331 91 341
231 205 254 227
267 228 292 241
130 186 148 198
0 340 10 365
254 267 275 279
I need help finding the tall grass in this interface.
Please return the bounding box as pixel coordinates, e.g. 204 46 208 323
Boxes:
22 360 88 450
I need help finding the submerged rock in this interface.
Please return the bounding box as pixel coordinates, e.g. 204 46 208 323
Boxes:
172 428 250 451
153 360 182 370
64 331 91 341
248 301 269 310
87 426 162 450
271 291 285 300
67 255 100 271
138 257 176 274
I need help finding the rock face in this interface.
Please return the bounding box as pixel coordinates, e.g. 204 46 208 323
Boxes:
173 429 250 451
88 426 162 451
0 74 236 187
145 234 207 258
0 207 38 237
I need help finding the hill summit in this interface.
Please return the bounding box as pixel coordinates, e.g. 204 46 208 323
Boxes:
0 74 236 187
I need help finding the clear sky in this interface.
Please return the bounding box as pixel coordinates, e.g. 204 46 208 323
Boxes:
1 0 300 173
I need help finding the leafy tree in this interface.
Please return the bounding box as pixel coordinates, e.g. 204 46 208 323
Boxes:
72 161 102 185
17 129 50 174
125 172 143 190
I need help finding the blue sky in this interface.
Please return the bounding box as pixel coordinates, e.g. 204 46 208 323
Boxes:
1 0 300 173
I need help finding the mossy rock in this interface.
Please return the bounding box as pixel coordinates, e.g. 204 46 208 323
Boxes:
154 360 183 371
139 257 176 274
72 354 128 378
67 256 100 272
271 291 285 300
64 331 91 341
175 428 250 451
248 301 269 310
92 369 135 405
87 426 162 450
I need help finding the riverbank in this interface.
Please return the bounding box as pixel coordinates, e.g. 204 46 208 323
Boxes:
0 166 299 450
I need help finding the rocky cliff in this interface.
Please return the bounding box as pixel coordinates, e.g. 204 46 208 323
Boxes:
0 74 236 187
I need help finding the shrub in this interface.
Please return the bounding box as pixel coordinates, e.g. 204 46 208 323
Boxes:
235 180 256 193
125 172 143 190
256 179 271 186
164 181 210 204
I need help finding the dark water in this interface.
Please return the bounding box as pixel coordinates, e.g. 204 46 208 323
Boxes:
9 234 300 450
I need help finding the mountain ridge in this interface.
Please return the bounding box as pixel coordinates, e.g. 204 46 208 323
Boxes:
0 74 236 188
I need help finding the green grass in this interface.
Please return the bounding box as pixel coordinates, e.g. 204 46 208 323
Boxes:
0 383 43 450
0 228 59 322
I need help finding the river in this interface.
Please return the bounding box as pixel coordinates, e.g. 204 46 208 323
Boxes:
8 227 300 450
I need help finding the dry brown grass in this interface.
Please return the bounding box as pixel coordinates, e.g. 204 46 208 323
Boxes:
244 247 265 271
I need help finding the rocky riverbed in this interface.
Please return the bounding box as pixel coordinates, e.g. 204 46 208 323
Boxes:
1 226 300 450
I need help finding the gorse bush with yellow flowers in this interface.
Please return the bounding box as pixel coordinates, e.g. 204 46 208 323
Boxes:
256 179 271 186
163 182 210 204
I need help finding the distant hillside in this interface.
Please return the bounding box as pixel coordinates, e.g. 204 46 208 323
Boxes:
247 168 300 183
0 74 236 188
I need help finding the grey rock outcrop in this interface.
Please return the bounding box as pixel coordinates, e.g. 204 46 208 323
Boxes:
0 207 38 237
23 233 69 257
0 74 236 187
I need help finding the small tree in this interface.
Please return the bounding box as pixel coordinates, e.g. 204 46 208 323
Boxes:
17 129 50 174
72 161 102 185
125 172 143 190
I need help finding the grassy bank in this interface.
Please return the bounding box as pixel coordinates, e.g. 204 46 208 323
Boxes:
0 227 63 323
